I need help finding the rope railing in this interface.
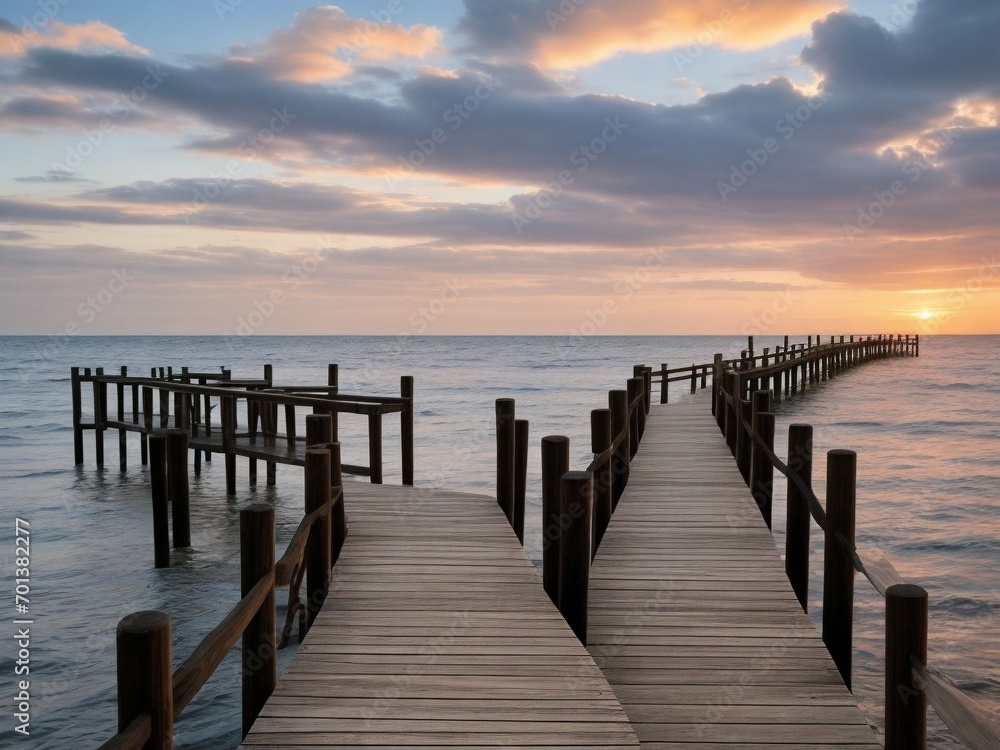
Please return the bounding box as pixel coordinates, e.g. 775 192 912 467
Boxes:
915 662 1000 749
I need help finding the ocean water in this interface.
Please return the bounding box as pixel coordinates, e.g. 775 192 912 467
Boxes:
0 334 996 748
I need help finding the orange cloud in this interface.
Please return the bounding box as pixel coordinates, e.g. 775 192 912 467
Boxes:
536 0 841 68
233 5 442 82
0 19 147 57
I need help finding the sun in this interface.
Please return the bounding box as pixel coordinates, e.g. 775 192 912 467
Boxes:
919 310 934 320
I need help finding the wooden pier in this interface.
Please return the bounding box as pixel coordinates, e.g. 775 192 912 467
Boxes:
92 334 999 749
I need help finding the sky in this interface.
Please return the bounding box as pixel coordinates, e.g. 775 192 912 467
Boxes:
0 0 997 335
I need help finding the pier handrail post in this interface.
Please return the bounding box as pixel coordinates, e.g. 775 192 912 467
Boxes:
94 367 106 466
401 376 415 486
326 364 339 441
643 367 652 414
367 413 383 484
117 366 128 472
750 404 775 529
885 584 928 750
558 470 593 644
590 408 612 557
222 395 237 496
660 362 669 404
823 449 857 690
149 433 171 569
304 448 332 629
634 365 649 417
631 368 647 440
240 505 276 738
115 610 173 748
724 372 738 454
690 364 697 395
609 390 629 507
627 377 643 453
736 399 752 485
305 413 333 447
495 398 516 525
328 442 346 564
786 424 813 611
712 354 723 421
165 429 191 548
541 436 570 606
513 418 529 545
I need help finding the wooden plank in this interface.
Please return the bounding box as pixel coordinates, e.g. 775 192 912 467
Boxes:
240 483 639 748
587 391 881 747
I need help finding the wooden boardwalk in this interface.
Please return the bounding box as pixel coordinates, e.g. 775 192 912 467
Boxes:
588 390 881 748
241 483 640 748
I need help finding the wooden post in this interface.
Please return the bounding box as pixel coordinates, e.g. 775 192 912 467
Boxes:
823 449 857 690
149 434 170 569
94 367 106 467
885 584 928 750
306 413 333 446
724 373 738 454
71 367 84 464
609 390 629 508
541 436 570 607
627 377 642 456
513 418 529 545
736 400 752 485
166 429 190 548
304 449 332 629
712 354 723 421
495 398 516 525
368 413 383 484
324 441 346 564
747 335 755 360
591 409 612 558
786 424 813 612
116 611 173 749
633 366 648 439
642 367 652 414
689 365 697 395
660 363 669 404
558 471 593 644
240 505 276 738
750 410 775 529
222 395 237 496
401 376 414 486
915 333 919 357
324 365 339 444
117 366 128 471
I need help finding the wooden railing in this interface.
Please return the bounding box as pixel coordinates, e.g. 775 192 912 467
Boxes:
715 339 1000 750
71 364 414 490
496 369 653 643
96 416 346 749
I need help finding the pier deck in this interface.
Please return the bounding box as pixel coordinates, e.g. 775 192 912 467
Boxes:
588 390 880 748
240 482 640 748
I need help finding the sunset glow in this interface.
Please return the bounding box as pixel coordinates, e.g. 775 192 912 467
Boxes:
0 0 997 335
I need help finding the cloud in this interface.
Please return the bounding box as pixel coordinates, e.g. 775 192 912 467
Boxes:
227 5 441 82
0 18 146 57
14 168 96 184
457 0 840 68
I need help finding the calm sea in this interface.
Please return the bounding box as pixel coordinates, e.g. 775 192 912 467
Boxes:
0 335 996 748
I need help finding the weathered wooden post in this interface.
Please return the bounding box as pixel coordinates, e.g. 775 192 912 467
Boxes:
222 395 237 496
609 390 629 508
747 335 755 360
660 363 669 404
165 429 190 548
558 471 593 644
786 424 813 611
496 398 516 525
306 413 333 446
750 403 775 529
591 408 612 557
513 418 529 545
401 376 414 486
148 433 170 569
115 611 173 748
368 413 383 484
627 377 642 456
541 436 570 606
71 367 85 464
712 354 723 421
94 367 106 466
689 364 697 395
117 366 128 471
240 505 276 738
823 449 857 690
885 584 928 750
328 441 346 564
328 364 339 441
736 399 752 485
724 372 738 454
633 366 648 439
642 367 652 414
304 448 332 629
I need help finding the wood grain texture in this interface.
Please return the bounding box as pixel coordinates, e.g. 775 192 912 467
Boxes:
587 390 881 747
240 482 639 747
